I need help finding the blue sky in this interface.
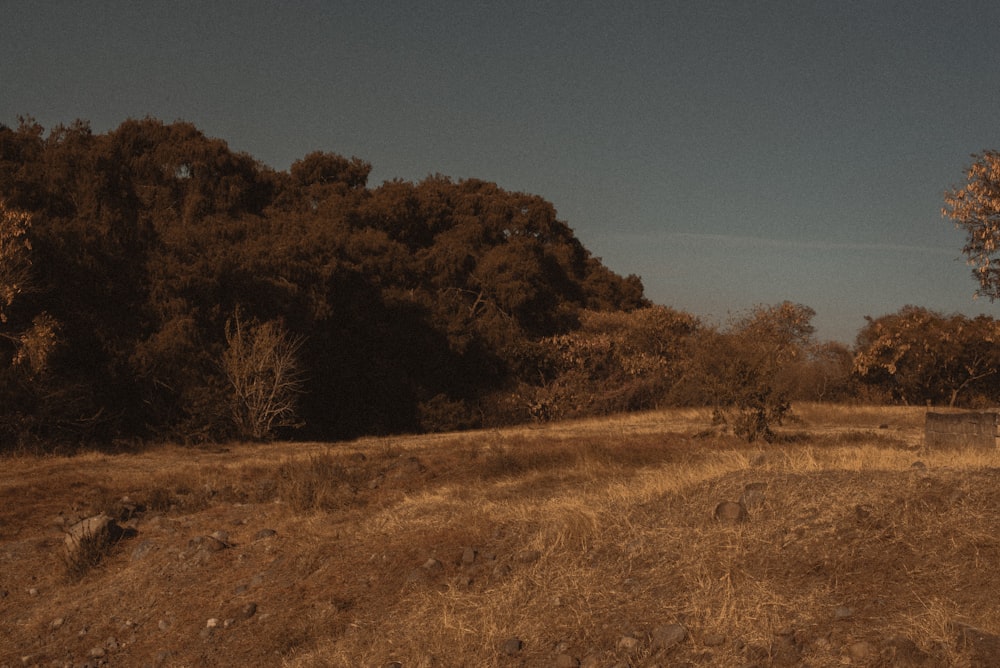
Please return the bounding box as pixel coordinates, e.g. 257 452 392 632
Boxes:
3 1 1000 343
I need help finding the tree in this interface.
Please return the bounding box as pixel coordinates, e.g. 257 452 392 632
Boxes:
222 311 306 441
0 198 32 325
943 151 1000 298
686 302 815 442
853 306 1000 406
528 306 700 420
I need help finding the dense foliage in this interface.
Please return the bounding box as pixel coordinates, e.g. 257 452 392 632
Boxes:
0 118 648 447
2 119 999 450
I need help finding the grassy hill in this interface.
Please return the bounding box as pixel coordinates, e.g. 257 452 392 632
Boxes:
3 404 1000 667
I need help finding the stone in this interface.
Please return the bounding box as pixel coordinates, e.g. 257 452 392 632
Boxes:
740 482 767 507
848 641 873 661
555 654 580 667
240 602 258 619
651 623 687 651
502 638 523 655
131 539 156 561
65 514 123 556
834 606 854 620
254 528 277 541
461 546 477 564
49 617 64 630
954 622 1000 666
702 632 726 647
517 549 542 563
617 636 640 653
714 501 748 523
422 558 443 572
881 635 935 666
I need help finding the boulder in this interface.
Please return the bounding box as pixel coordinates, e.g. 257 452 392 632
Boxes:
64 514 123 557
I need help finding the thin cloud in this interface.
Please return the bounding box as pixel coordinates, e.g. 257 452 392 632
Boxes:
621 231 957 256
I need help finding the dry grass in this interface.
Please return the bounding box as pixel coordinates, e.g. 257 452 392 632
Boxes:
2 404 1000 666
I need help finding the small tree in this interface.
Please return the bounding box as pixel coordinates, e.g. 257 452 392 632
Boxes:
690 302 815 442
222 310 306 440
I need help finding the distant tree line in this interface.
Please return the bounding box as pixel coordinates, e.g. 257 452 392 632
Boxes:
2 118 1000 451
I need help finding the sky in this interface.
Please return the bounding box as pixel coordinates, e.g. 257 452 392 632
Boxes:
3 1 1000 343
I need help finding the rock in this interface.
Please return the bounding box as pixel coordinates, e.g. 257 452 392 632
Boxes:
911 460 927 470
502 638 523 655
422 558 443 572
461 547 477 564
211 530 230 544
740 482 767 507
834 605 854 620
65 514 123 556
651 623 687 651
111 496 145 522
131 539 156 561
881 635 936 666
27 587 38 596
954 622 1000 666
714 501 748 523
189 535 228 552
555 654 580 667
617 636 640 653
702 632 726 647
254 528 277 541
517 549 542 563
88 646 105 659
848 641 873 661
240 602 258 619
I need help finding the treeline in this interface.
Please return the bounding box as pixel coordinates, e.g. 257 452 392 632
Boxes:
2 118 999 450
0 117 647 447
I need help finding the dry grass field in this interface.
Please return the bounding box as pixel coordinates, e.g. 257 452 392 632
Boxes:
3 403 1000 667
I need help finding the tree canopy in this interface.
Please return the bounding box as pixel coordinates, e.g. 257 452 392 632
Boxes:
0 117 647 447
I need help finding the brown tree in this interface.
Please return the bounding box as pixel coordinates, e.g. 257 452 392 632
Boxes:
689 302 816 442
853 306 1000 406
0 198 32 325
943 151 1000 298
